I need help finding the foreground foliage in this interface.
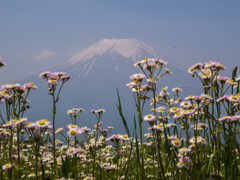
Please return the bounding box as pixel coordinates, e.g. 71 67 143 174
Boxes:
0 57 240 180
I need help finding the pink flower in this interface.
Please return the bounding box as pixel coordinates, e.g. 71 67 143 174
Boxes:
227 115 240 122
180 101 192 109
48 79 58 86
171 139 181 147
129 73 146 81
60 75 70 82
39 71 51 79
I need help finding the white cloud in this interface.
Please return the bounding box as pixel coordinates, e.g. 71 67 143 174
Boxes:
33 50 56 61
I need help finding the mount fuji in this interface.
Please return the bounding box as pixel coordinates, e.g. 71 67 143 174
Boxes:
17 38 199 138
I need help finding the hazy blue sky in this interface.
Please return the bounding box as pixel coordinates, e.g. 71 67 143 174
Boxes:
1 0 240 84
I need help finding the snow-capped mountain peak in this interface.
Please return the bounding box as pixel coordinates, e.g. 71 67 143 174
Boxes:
63 38 162 66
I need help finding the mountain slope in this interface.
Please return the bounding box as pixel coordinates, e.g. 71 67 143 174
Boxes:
15 38 199 140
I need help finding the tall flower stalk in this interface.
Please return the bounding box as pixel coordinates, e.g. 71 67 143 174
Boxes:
39 71 70 176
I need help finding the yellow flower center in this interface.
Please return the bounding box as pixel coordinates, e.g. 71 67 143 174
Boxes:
204 72 211 76
147 115 152 118
144 58 148 60
188 95 193 97
172 107 178 110
69 149 74 153
26 122 32 125
70 130 76 135
230 79 234 82
197 126 201 129
174 140 179 144
182 147 187 149
190 67 194 71
157 124 163 127
28 82 34 85
39 120 45 125
232 96 237 100
71 125 75 128
179 161 184 164
176 111 181 116
184 102 189 105
136 75 140 78
149 78 154 81
5 164 10 168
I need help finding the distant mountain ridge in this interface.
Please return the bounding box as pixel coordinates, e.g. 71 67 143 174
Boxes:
16 38 198 141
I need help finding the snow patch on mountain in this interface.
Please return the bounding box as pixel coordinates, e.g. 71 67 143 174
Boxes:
62 38 163 67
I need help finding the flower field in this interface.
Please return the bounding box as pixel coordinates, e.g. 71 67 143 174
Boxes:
0 57 240 180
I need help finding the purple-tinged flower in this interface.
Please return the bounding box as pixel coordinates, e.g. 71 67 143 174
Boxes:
227 95 240 103
24 82 37 90
134 61 144 67
172 87 182 93
200 94 213 101
199 137 208 145
178 147 191 153
197 123 208 128
199 70 212 79
154 59 167 67
183 109 195 116
32 132 43 139
66 148 77 156
180 101 192 109
169 107 179 114
204 61 219 69
60 75 70 82
216 95 229 102
13 118 28 126
146 141 154 146
48 79 58 86
2 163 13 170
165 68 172 75
217 76 229 83
129 73 146 81
219 116 228 122
168 135 178 140
2 121 13 128
82 126 91 132
55 127 64 134
39 71 51 79
151 123 164 131
35 119 51 129
227 115 240 122
173 110 184 119
193 63 203 70
190 124 203 131
171 139 181 147
67 128 83 138
226 79 237 86
24 122 36 130
107 126 114 129
126 81 141 88
143 114 156 125
145 78 157 84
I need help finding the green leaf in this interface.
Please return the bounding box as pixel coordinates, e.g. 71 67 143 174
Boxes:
232 66 238 80
41 159 45 180
16 159 25 171
115 88 130 137
206 147 225 174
